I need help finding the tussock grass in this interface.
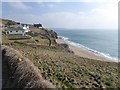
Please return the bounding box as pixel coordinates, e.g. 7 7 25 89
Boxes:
7 43 119 89
2 45 56 89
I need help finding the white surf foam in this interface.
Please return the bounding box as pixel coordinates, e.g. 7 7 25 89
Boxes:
58 36 119 62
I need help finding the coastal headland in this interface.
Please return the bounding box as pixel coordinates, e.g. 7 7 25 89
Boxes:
1 18 119 89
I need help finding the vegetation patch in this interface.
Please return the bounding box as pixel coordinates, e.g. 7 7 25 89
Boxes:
5 43 119 89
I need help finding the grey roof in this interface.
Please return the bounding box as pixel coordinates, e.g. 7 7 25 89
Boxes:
5 27 25 31
10 25 23 28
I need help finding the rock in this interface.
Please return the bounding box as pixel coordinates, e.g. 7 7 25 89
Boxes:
57 44 74 54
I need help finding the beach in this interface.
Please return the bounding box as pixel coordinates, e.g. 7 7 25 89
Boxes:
56 38 115 62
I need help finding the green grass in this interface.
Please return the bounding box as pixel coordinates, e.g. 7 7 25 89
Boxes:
2 35 56 46
2 18 119 88
5 42 119 88
32 36 42 40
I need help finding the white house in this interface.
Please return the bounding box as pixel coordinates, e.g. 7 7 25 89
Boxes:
23 24 29 29
23 25 30 33
21 24 30 33
9 24 31 34
5 27 25 36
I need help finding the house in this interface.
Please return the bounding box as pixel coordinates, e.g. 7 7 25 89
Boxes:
5 27 25 36
33 23 42 28
10 23 30 33
23 24 29 30
22 24 30 33
21 24 29 29
17 23 30 32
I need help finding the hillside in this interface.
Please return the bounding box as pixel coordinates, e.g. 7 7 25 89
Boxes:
3 42 119 89
2 18 119 89
0 18 17 26
2 45 55 88
1 18 59 47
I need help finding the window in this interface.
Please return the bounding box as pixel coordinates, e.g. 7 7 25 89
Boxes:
10 31 12 32
16 31 18 32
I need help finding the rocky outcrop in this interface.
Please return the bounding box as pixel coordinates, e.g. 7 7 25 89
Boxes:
57 44 74 53
42 29 58 39
48 30 58 39
2 45 56 89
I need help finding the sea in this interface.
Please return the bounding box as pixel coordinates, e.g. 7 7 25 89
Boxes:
53 28 118 62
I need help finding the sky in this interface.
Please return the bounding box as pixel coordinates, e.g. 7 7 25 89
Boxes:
1 0 119 29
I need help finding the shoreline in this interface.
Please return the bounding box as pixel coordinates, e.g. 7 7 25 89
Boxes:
56 38 117 62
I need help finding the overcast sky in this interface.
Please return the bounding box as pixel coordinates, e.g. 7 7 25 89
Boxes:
2 0 119 29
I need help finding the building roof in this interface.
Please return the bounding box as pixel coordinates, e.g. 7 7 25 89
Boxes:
5 27 25 31
10 24 23 28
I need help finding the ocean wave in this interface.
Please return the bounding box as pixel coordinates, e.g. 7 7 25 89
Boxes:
58 36 118 62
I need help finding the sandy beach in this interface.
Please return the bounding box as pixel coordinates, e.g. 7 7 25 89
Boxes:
56 38 115 62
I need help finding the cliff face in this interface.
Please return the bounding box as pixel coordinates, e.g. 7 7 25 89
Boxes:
2 45 56 89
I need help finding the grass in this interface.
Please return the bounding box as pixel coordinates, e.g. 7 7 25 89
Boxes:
2 35 56 46
5 42 119 88
2 18 119 88
2 27 119 88
2 45 55 88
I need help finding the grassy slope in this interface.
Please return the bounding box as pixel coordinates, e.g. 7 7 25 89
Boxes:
0 18 16 25
2 18 119 88
2 45 55 88
2 34 56 46
7 43 119 89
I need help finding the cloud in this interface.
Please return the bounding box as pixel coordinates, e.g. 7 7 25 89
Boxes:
13 6 116 29
37 3 117 29
67 0 119 3
47 4 54 8
3 0 64 2
6 5 117 29
4 2 118 29
2 0 120 3
0 2 2 17
37 2 55 8
9 2 31 10
38 0 64 2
